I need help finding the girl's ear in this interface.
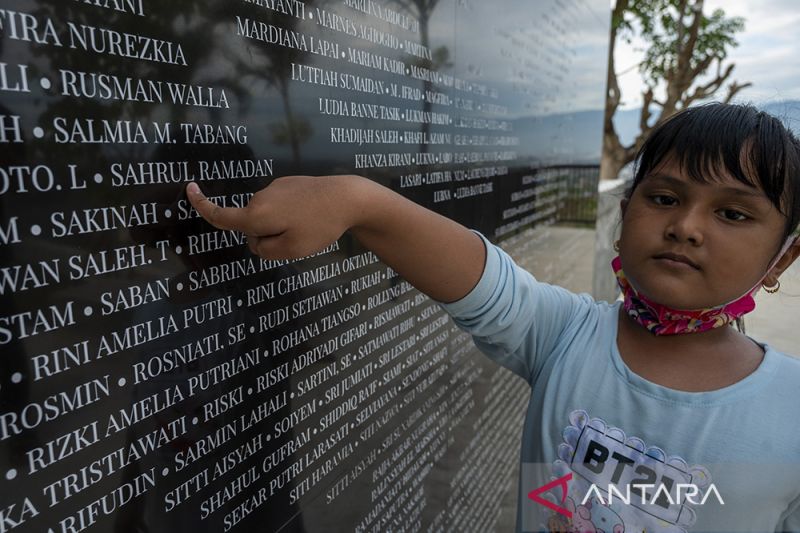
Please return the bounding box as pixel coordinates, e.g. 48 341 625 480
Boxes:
619 198 629 219
764 238 800 287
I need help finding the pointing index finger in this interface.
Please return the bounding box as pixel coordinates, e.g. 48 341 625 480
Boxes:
186 183 248 231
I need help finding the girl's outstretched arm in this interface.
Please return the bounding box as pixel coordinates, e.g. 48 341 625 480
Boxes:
186 175 485 303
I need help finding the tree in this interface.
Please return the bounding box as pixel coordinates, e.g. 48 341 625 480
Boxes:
601 0 751 180
30 1 250 162
389 0 451 153
231 1 319 169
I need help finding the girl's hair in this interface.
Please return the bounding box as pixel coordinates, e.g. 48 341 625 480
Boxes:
620 103 800 334
624 102 800 242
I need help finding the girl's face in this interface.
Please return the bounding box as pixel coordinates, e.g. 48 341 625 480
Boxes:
618 157 789 309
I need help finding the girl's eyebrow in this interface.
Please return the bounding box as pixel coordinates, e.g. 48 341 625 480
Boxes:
648 173 767 199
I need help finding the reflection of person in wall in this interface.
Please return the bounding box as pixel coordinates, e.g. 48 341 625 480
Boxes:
186 104 800 532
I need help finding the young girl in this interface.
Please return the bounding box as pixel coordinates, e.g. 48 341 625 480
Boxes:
186 103 800 533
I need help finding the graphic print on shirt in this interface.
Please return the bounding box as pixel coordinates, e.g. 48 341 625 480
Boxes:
543 409 713 533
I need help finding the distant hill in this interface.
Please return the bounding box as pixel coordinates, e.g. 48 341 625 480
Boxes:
614 100 800 146
759 100 800 132
509 100 800 167
510 110 606 166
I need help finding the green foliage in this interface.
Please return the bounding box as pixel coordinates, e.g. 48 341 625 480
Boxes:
615 0 744 87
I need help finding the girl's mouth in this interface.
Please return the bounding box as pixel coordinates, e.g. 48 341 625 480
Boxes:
653 253 701 270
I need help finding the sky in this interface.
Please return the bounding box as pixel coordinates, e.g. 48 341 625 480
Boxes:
615 0 800 110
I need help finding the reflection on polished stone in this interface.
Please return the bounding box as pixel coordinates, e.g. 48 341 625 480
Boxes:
0 0 608 531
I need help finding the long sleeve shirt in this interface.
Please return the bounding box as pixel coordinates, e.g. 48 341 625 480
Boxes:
435 230 800 533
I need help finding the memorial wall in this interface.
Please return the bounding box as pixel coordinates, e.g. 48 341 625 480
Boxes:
0 0 609 531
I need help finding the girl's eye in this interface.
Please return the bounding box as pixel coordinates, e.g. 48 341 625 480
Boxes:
649 195 676 206
720 209 749 222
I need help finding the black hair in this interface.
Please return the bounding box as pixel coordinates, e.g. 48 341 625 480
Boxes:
624 102 800 243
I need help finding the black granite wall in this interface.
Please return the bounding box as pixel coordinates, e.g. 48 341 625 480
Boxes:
0 1 609 531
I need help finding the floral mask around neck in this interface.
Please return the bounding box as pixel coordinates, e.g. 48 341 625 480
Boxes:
611 235 798 336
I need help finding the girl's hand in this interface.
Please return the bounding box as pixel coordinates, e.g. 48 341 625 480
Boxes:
186 174 485 303
186 175 360 260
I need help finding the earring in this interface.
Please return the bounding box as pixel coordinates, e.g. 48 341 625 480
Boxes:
762 280 780 294
613 240 620 252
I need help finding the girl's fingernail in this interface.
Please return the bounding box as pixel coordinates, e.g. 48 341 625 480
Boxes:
188 183 200 194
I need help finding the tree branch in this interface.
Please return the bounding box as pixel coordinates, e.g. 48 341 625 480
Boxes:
676 0 704 90
688 53 715 82
639 87 654 133
603 0 750 180
624 86 659 160
683 61 733 105
676 0 689 54
723 80 753 103
604 0 629 134
600 0 630 179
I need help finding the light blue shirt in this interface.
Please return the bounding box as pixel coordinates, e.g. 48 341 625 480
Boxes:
436 230 800 533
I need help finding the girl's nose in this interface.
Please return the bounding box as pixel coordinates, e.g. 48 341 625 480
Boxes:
664 207 705 245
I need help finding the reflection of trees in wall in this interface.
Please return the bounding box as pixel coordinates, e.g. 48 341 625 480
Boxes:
389 0 450 153
19 6 253 531
15 4 309 531
233 2 318 170
31 1 250 163
601 0 750 180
